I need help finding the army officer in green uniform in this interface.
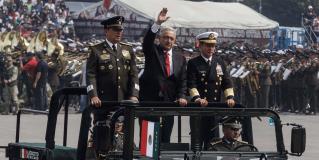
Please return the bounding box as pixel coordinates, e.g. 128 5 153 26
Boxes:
86 16 139 156
208 118 257 152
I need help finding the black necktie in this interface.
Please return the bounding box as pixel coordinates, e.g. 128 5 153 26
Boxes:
112 44 117 52
207 60 211 66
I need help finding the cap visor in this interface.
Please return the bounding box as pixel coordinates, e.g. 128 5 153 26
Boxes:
200 40 216 44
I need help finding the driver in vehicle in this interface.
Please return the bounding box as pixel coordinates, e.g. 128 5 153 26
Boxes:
208 118 258 152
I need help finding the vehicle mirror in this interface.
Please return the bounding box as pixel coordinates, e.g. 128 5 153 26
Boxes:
291 126 306 155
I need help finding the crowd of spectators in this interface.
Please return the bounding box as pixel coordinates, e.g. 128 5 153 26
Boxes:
0 0 75 40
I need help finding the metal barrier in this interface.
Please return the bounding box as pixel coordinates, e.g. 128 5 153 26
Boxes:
41 87 284 160
301 13 315 48
45 87 87 149
74 102 283 160
15 108 48 143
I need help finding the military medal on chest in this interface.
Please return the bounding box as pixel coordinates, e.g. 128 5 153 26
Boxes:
122 50 131 60
108 64 113 70
100 50 110 60
216 63 224 75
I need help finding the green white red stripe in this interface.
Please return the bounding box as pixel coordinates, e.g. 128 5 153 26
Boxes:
21 148 27 158
140 120 160 159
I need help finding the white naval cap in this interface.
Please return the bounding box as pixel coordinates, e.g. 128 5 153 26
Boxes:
196 31 219 44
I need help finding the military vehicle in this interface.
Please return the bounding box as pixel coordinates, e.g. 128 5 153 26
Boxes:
4 88 305 160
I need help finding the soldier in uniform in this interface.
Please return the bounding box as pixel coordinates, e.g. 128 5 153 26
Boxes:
259 60 272 109
86 16 139 156
111 116 124 151
47 49 61 93
304 58 319 114
244 61 260 108
3 56 19 114
208 118 257 152
187 32 235 151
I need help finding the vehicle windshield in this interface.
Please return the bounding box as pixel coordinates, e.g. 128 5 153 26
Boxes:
147 116 279 152
108 112 288 159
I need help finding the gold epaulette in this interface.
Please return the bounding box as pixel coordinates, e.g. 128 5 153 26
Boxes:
119 42 132 46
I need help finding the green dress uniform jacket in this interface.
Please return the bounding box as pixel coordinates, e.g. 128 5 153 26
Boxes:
86 41 139 101
208 138 254 152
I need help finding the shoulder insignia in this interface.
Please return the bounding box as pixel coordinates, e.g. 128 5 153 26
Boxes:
238 140 248 144
210 139 222 146
119 42 132 46
88 41 104 47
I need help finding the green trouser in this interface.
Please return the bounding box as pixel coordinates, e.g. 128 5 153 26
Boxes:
7 85 19 113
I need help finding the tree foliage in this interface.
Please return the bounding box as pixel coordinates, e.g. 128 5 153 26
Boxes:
187 0 319 26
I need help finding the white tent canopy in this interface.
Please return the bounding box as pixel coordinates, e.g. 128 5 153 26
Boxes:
115 0 279 30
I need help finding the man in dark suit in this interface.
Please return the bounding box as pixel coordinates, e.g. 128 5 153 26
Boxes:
187 31 235 151
86 16 139 156
140 8 187 143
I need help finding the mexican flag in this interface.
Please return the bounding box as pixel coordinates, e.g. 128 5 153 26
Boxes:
21 148 28 158
140 120 160 159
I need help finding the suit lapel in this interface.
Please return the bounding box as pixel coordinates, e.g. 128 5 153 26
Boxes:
172 52 179 76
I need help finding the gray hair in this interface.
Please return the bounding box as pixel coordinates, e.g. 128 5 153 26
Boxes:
159 26 176 36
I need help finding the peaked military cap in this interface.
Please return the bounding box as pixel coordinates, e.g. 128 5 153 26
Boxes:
101 16 125 28
196 31 218 44
222 117 242 129
117 116 124 123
